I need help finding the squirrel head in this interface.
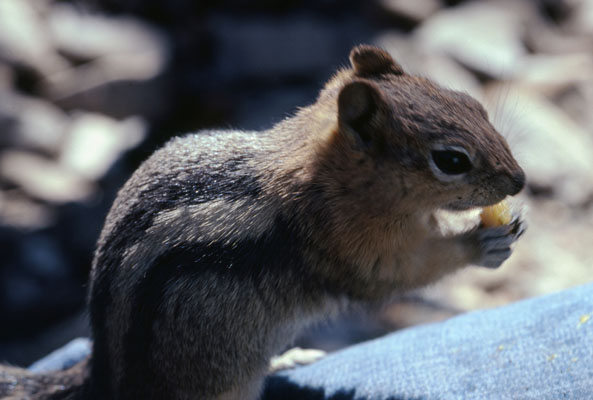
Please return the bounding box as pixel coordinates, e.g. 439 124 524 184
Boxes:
325 45 525 212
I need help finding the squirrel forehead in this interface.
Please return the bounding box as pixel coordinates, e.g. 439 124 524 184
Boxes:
329 45 502 151
377 78 491 136
344 50 489 129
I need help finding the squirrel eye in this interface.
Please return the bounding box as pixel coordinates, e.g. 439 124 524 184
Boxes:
431 150 472 175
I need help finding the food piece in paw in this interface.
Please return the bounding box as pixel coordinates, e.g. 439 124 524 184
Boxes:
480 200 512 227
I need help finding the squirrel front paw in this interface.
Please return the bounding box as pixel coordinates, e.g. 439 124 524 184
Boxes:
472 217 525 269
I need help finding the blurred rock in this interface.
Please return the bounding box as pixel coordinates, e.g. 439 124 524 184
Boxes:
48 3 169 63
415 1 529 79
567 0 593 35
516 200 593 294
484 85 593 206
420 55 484 99
0 151 94 204
375 0 442 24
515 53 593 97
0 63 13 90
554 82 593 132
60 113 147 180
41 3 170 118
0 91 69 155
43 53 164 98
372 32 422 69
375 33 483 99
524 18 593 55
210 16 359 82
0 0 69 77
0 190 55 230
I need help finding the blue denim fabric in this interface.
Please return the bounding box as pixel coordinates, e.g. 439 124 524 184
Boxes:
28 283 593 399
264 283 593 399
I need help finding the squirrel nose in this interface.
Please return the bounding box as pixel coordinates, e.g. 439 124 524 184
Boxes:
507 170 525 195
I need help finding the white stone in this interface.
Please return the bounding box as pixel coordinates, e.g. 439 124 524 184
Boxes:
514 53 593 97
43 3 169 99
48 3 168 60
0 150 94 204
415 1 529 79
59 113 147 180
377 0 442 22
0 0 68 76
0 90 69 154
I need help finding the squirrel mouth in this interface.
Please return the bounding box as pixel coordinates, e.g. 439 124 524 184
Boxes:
445 192 508 211
443 201 474 211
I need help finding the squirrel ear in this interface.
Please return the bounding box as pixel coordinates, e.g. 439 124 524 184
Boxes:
350 45 404 77
338 80 386 146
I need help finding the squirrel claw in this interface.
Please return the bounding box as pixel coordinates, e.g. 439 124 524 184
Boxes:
474 216 525 269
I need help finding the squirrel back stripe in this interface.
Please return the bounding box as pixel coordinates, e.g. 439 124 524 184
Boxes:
120 216 310 399
89 135 275 398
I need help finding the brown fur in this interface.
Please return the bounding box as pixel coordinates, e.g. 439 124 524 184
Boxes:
0 45 525 399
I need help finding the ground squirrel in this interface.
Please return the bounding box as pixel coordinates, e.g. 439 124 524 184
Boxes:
0 45 525 400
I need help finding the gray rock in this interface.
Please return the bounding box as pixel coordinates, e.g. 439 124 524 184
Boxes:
415 1 530 79
514 53 593 97
20 96 68 154
0 63 13 90
42 51 167 102
0 150 95 204
42 3 170 116
0 90 69 154
375 33 484 99
0 0 69 77
375 0 442 23
59 113 147 180
554 82 593 132
524 17 593 54
567 0 593 36
0 190 55 229
48 3 169 62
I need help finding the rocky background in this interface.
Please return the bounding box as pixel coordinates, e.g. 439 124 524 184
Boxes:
1 0 593 365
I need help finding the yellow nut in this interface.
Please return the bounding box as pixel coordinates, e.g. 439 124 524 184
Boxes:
480 200 512 227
